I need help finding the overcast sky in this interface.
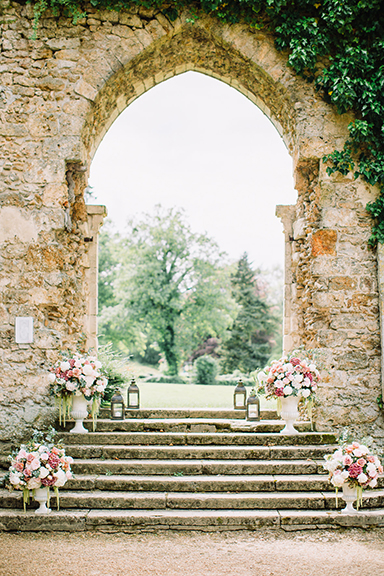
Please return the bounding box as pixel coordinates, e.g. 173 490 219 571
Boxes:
89 71 297 269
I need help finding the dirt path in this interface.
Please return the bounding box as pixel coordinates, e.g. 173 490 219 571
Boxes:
1 528 384 576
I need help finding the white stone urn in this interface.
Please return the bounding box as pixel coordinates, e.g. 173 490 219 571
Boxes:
341 483 358 514
34 487 51 514
280 395 299 435
70 394 89 433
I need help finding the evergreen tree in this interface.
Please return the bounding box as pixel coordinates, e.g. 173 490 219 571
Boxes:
220 253 277 374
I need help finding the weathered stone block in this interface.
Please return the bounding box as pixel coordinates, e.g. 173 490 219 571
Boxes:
311 230 337 256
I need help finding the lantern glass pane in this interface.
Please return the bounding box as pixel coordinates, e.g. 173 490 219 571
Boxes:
248 405 258 417
129 392 139 405
112 404 124 418
235 394 244 408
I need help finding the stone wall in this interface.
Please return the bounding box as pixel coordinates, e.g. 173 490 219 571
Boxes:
0 1 383 448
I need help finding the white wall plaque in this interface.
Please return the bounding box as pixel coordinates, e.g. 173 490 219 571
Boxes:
15 317 34 343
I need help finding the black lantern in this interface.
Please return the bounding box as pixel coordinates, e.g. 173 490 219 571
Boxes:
110 390 125 420
246 388 260 421
127 378 140 409
233 379 247 410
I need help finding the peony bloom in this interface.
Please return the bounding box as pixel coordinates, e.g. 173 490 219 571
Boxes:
27 477 41 490
82 364 96 377
29 458 40 472
16 449 27 460
331 471 346 488
9 471 21 485
357 473 368 485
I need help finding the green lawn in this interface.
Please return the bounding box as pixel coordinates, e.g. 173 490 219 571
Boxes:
123 382 276 410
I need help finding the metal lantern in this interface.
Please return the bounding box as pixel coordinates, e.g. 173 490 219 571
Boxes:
110 390 125 420
246 388 260 421
127 378 140 409
233 379 247 410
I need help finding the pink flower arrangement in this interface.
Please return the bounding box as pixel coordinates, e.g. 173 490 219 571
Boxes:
256 352 320 400
323 441 383 490
7 440 73 511
48 353 108 401
323 441 383 510
48 353 108 427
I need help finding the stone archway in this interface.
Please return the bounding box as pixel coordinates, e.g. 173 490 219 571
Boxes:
0 4 382 446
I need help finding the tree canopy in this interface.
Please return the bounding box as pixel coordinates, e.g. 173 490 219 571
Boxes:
98 207 236 375
220 253 278 374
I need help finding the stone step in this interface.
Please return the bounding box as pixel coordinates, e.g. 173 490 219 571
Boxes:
98 408 278 420
59 473 329 492
71 458 320 476
63 443 336 461
60 419 312 434
2 488 384 512
60 431 337 447
1 507 384 532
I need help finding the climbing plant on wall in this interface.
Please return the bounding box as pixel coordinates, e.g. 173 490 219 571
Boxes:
23 0 384 243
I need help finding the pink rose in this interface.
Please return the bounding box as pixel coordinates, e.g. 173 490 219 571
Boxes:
343 455 353 466
357 458 366 467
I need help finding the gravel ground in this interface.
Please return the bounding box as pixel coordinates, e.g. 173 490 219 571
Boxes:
1 528 384 576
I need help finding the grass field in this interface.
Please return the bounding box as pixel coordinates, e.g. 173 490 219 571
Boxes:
122 382 276 410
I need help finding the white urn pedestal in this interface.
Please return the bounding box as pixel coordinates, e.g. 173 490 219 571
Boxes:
280 396 299 435
34 487 51 514
70 394 89 433
341 483 358 514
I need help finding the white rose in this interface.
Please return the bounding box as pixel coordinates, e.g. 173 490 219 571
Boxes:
66 381 76 392
283 386 293 396
359 445 369 456
367 463 377 477
53 468 67 488
39 467 50 479
293 374 303 383
94 360 102 369
257 371 267 384
60 361 71 372
301 389 311 398
369 478 378 488
308 364 316 371
48 373 56 383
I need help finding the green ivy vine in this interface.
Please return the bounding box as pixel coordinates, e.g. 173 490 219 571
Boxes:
23 0 384 243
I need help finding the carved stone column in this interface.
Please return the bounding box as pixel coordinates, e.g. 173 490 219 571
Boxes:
275 205 296 354
84 205 107 351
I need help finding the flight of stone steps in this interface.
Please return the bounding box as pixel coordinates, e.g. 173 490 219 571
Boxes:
0 408 384 531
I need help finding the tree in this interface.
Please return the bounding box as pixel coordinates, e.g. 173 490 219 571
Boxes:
220 253 278 374
98 206 236 375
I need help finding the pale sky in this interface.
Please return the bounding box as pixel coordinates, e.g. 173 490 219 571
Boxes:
89 71 297 269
